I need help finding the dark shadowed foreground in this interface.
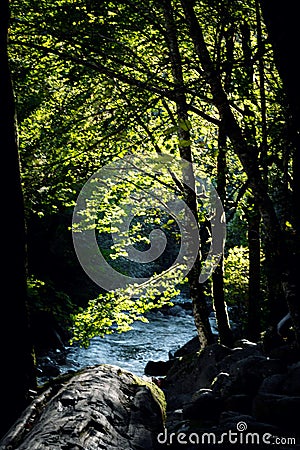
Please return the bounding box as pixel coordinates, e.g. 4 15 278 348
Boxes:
0 365 165 450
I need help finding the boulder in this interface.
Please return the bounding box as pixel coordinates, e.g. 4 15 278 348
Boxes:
258 374 286 395
216 345 262 374
282 362 300 395
220 356 285 397
211 372 231 397
233 339 258 349
163 344 232 409
159 339 300 448
210 355 284 401
268 344 300 365
183 391 222 421
163 344 266 410
39 361 61 378
0 365 166 450
173 336 200 358
144 359 175 376
219 411 281 435
253 393 300 431
168 305 186 317
262 326 287 354
224 394 253 414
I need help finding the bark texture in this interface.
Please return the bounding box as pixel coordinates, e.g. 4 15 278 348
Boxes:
0 365 165 450
162 0 213 347
246 202 261 342
212 122 233 347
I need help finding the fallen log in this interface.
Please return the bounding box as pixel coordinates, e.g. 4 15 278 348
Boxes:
0 365 166 450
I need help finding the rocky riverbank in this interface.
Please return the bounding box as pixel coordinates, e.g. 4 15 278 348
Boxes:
2 337 300 449
157 338 300 449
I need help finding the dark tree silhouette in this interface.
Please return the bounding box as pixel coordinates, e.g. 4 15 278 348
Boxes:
260 0 300 346
0 0 36 438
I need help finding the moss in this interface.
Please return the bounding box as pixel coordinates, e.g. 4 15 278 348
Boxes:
132 374 167 423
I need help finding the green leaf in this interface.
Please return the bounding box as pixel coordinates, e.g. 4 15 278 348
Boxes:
178 139 192 147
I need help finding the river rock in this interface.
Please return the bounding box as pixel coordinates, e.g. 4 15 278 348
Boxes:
258 374 286 395
211 372 231 397
144 359 175 376
253 393 300 431
220 355 285 398
163 344 232 409
251 362 300 431
0 365 166 450
168 305 186 317
183 390 222 421
224 394 253 414
173 336 200 358
160 339 300 448
216 345 262 374
268 344 300 365
233 339 258 349
219 411 280 435
39 361 61 378
281 362 300 395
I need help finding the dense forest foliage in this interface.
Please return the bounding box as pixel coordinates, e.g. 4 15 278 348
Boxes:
1 0 299 437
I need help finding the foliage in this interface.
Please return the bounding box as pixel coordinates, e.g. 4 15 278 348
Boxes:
224 246 249 309
70 270 184 348
8 0 297 346
27 276 77 331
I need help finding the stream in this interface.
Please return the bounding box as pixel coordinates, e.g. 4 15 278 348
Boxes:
38 298 218 382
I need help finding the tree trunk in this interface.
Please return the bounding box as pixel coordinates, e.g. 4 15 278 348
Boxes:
0 1 36 437
161 0 213 347
212 122 233 347
259 0 300 346
255 0 268 180
263 238 287 327
212 258 233 346
246 200 261 342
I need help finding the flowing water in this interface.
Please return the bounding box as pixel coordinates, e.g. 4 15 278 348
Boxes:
56 299 218 378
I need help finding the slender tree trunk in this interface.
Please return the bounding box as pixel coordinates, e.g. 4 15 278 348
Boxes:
246 200 261 341
255 0 268 180
212 258 233 346
0 1 36 437
263 238 287 326
161 0 213 347
212 122 233 347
